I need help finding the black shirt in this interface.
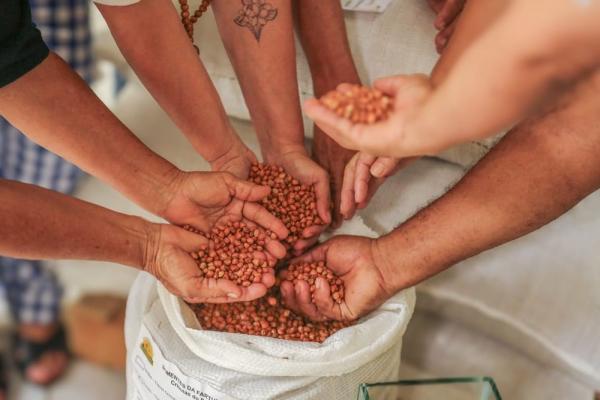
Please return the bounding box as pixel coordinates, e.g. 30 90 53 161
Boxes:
0 0 49 88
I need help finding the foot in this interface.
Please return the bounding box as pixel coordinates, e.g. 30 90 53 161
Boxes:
17 323 69 385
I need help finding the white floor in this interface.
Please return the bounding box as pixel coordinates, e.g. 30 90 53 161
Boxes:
5 361 125 400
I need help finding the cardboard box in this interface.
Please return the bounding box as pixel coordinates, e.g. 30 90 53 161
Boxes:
65 294 127 370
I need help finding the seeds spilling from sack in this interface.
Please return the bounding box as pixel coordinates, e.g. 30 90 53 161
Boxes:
190 291 352 343
248 163 323 245
319 84 392 124
184 222 275 286
282 261 345 304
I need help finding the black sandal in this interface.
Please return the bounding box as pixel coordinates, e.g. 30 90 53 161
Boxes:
12 325 69 385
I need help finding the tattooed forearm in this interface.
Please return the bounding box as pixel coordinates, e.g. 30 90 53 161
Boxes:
233 0 278 41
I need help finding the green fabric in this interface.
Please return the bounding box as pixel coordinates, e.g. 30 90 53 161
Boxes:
0 0 49 88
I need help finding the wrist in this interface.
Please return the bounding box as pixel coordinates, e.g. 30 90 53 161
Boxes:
120 215 159 271
370 236 403 294
262 143 309 164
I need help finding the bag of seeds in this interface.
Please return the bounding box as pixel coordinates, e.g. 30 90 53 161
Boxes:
125 218 415 400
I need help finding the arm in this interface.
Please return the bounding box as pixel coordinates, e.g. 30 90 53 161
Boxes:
0 53 289 241
306 0 600 158
292 0 361 225
0 179 259 302
282 70 600 320
211 0 331 251
96 0 255 177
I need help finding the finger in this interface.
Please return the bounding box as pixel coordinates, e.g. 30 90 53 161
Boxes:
370 156 399 178
313 277 342 320
372 75 409 96
435 19 457 53
176 227 210 252
354 153 376 204
183 278 242 303
280 280 302 314
261 268 276 288
295 280 326 321
291 242 328 263
304 99 359 150
264 238 287 259
237 283 268 301
302 224 326 239
435 0 464 30
241 202 289 239
336 82 356 94
293 236 320 256
340 155 358 219
225 173 271 202
314 171 332 225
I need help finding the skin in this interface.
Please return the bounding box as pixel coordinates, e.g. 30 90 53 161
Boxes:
292 0 361 227
305 0 600 159
211 0 332 253
96 0 257 178
339 0 515 218
281 69 600 321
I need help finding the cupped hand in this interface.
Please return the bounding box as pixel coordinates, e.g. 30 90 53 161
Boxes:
266 148 331 254
279 235 395 321
159 170 289 259
305 75 435 159
312 127 356 228
144 224 273 303
340 152 415 220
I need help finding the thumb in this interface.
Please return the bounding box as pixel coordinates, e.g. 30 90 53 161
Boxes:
173 226 209 253
291 241 330 264
224 173 271 202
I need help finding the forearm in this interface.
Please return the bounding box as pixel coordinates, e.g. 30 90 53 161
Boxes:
0 179 151 268
0 53 178 216
211 0 304 158
293 0 360 95
376 74 600 290
413 0 600 151
97 0 238 163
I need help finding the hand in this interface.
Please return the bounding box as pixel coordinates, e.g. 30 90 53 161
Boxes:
279 235 395 321
265 148 331 254
340 152 415 220
159 170 289 259
144 224 274 303
305 75 435 159
210 136 258 179
313 127 356 228
427 0 466 53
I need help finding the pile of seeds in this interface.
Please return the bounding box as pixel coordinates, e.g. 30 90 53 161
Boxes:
184 221 275 287
189 291 352 343
281 261 345 304
248 163 323 245
319 84 393 124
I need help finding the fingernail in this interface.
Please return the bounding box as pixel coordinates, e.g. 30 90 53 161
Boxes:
227 292 239 299
371 163 384 177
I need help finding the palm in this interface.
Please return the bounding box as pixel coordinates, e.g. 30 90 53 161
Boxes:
150 225 274 303
267 151 331 250
162 173 244 232
324 236 390 320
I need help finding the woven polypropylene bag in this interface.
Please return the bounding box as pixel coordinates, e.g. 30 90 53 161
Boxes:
126 218 415 400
